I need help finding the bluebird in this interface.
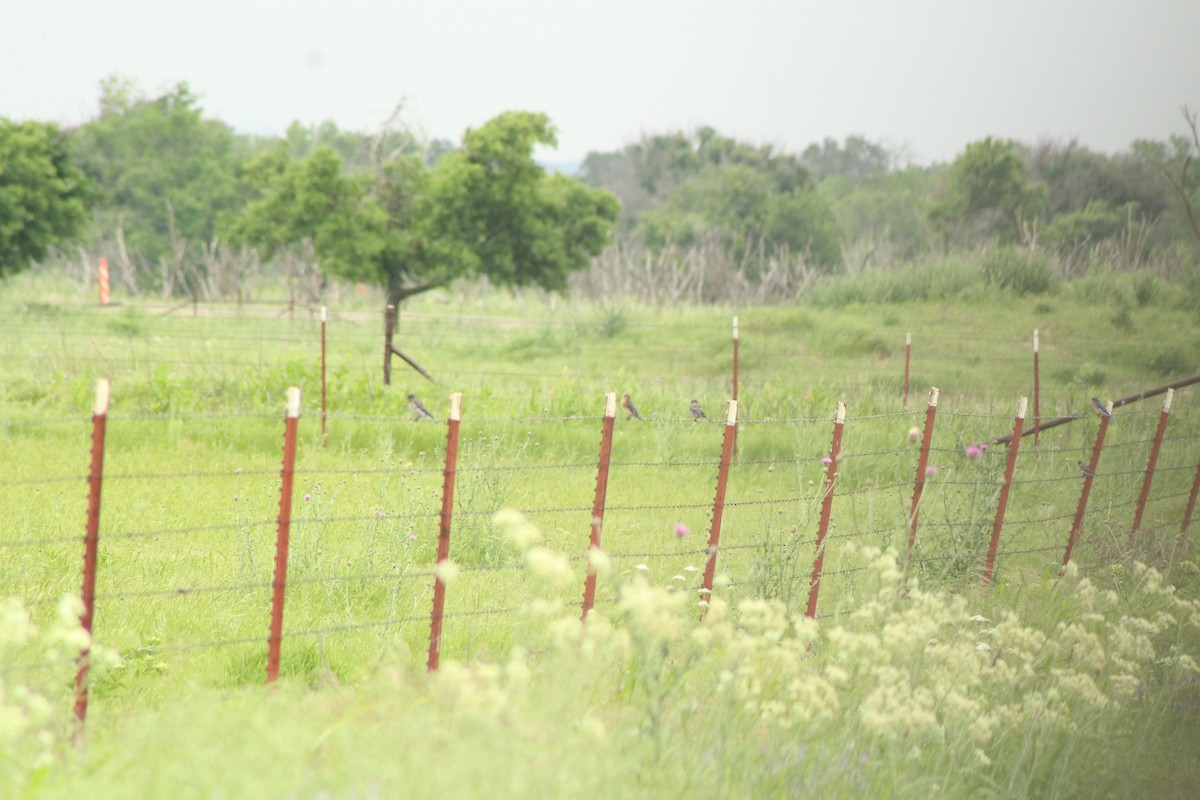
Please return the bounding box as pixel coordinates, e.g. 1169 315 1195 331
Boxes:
407 392 435 421
622 393 645 422
689 399 708 421
1092 397 1111 418
1077 460 1097 478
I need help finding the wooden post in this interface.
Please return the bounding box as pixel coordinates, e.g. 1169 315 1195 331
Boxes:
1180 462 1200 537
73 378 110 744
383 304 396 386
732 316 739 402
266 388 301 684
907 387 940 554
581 393 617 621
427 393 463 671
98 257 110 306
699 400 738 620
1129 389 1173 545
983 397 1027 584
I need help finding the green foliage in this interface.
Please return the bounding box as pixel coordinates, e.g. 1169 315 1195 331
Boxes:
0 119 91 278
930 137 1046 245
73 78 240 267
230 144 387 283
980 247 1057 295
423 111 620 293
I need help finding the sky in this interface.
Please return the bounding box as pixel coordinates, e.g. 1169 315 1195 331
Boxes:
4 1 1199 167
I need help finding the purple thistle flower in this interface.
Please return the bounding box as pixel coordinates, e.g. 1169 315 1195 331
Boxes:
965 445 982 459
925 465 939 477
821 456 833 465
675 523 689 538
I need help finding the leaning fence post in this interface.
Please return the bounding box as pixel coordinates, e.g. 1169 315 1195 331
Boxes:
320 306 328 448
805 401 846 619
266 387 301 684
983 397 1027 584
699 399 738 621
427 393 463 672
73 378 110 745
1032 329 1041 447
903 333 912 411
1129 388 1173 545
907 387 940 555
581 392 617 621
1062 400 1112 570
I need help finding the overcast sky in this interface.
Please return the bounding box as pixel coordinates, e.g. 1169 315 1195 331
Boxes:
5 1 1198 166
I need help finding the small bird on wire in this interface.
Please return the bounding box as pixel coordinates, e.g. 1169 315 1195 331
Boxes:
622 393 645 422
689 399 708 421
1077 460 1097 478
1092 397 1111 418
408 392 435 421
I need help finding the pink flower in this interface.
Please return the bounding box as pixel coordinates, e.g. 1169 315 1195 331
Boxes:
408 534 418 541
965 445 982 459
821 457 833 465
925 465 939 477
675 523 689 538
303 493 312 501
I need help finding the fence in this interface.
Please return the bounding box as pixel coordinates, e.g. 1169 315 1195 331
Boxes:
2 303 1199 743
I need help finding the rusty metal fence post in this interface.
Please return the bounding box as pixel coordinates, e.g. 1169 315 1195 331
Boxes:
1062 400 1113 570
581 393 617 621
699 399 738 620
427 393 463 671
266 388 301 684
907 387 940 555
73 378 110 744
1129 388 1173 545
805 401 846 619
983 397 1027 584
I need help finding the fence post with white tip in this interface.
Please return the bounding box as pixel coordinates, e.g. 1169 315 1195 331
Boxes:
266 387 301 684
427 393 463 672
983 397 1027 584
805 401 846 619
73 378 110 745
907 387 940 555
699 399 737 621
581 393 617 621
1129 389 1173 545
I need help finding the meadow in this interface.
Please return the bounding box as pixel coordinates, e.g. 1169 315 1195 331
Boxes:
2 261 1200 798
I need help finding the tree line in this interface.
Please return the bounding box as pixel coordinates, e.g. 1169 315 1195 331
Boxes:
2 75 1198 308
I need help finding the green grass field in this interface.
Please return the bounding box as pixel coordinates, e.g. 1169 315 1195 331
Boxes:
2 264 1199 798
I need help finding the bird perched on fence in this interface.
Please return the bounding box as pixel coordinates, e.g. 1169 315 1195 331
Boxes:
689 399 708 421
1077 460 1097 478
1092 397 1111 418
622 393 645 422
408 392 435 421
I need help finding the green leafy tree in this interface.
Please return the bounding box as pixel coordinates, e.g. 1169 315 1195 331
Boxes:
637 163 842 269
229 144 387 283
72 77 241 275
232 110 618 306
930 137 1046 246
0 118 91 278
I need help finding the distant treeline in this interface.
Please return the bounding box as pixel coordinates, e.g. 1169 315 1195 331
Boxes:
3 74 1198 305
